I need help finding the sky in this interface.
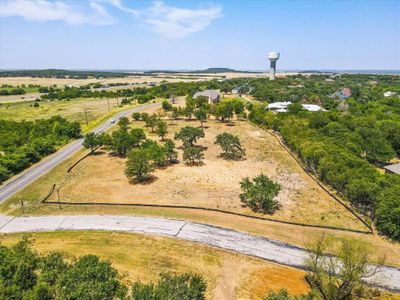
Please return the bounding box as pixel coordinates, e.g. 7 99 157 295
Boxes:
0 0 399 70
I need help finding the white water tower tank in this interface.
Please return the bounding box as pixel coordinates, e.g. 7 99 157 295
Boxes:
268 52 280 80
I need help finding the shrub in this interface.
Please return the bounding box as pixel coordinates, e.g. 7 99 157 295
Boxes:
131 273 207 300
240 174 281 214
183 146 204 165
175 126 205 148
214 132 245 160
125 149 154 182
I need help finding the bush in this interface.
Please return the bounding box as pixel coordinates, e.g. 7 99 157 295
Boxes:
162 100 173 111
183 146 204 165
125 149 154 182
132 112 141 121
131 273 207 300
214 132 245 160
175 126 205 148
240 174 281 214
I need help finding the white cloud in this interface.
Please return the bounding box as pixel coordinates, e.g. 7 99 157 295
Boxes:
143 1 223 39
0 0 115 25
0 0 223 38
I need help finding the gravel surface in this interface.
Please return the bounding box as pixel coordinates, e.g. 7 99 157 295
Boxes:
0 214 399 292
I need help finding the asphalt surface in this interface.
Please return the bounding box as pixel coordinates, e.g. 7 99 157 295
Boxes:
0 102 161 203
0 214 399 292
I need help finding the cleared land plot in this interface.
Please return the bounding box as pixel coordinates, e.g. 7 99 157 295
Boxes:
0 231 309 300
49 118 366 231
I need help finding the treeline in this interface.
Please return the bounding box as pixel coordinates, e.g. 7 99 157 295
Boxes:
0 238 207 299
0 117 81 183
248 96 400 240
39 80 222 103
0 69 132 79
220 74 400 109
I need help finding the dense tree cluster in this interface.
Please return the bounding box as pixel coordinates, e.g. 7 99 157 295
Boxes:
0 117 81 183
0 238 206 300
247 94 400 240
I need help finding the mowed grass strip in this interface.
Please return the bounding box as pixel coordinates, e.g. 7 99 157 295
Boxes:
0 231 310 300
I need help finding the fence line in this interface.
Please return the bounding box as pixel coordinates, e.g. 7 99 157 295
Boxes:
42 197 372 235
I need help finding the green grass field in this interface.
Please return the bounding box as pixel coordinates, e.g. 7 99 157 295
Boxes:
0 97 139 132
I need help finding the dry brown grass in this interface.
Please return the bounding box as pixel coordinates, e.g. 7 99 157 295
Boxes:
0 231 309 300
48 117 366 231
2 103 399 268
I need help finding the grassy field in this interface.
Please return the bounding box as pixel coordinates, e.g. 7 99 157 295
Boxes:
2 103 400 267
0 73 262 87
0 231 310 300
0 97 140 132
41 117 366 231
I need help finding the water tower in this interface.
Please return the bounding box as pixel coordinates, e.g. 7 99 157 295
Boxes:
268 51 280 80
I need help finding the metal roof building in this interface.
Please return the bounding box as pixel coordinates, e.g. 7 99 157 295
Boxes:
193 90 220 103
383 163 400 175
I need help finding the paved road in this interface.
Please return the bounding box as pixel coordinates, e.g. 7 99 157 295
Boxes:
0 214 398 292
0 102 161 203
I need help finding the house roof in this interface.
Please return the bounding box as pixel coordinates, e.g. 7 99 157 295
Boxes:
267 101 292 109
193 90 220 100
383 163 400 175
302 104 326 112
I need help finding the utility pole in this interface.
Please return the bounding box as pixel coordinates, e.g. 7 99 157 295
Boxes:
20 199 25 214
116 98 119 107
107 98 110 112
84 107 89 126
57 188 61 210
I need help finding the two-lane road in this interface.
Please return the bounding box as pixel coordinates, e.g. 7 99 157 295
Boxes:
0 102 161 203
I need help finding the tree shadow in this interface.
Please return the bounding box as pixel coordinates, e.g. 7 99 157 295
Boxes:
130 175 158 185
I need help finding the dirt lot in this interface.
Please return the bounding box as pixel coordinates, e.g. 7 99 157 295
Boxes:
48 114 366 231
0 231 310 300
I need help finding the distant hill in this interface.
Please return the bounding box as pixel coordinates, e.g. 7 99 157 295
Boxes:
0 69 132 79
0 68 260 78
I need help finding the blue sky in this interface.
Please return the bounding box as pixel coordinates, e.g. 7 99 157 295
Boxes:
0 0 399 70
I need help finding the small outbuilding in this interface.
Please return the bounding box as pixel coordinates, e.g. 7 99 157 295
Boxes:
193 89 220 103
383 163 400 175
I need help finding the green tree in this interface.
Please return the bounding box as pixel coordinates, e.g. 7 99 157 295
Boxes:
125 149 154 182
131 273 207 300
57 255 127 300
130 128 146 147
110 128 133 156
376 185 400 240
162 100 172 111
306 235 383 300
83 132 99 152
183 146 204 165
164 139 178 163
263 289 309 300
240 174 281 214
174 126 205 148
194 108 207 127
146 114 158 133
132 112 141 121
156 120 168 140
117 117 129 129
287 102 304 114
214 132 245 160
